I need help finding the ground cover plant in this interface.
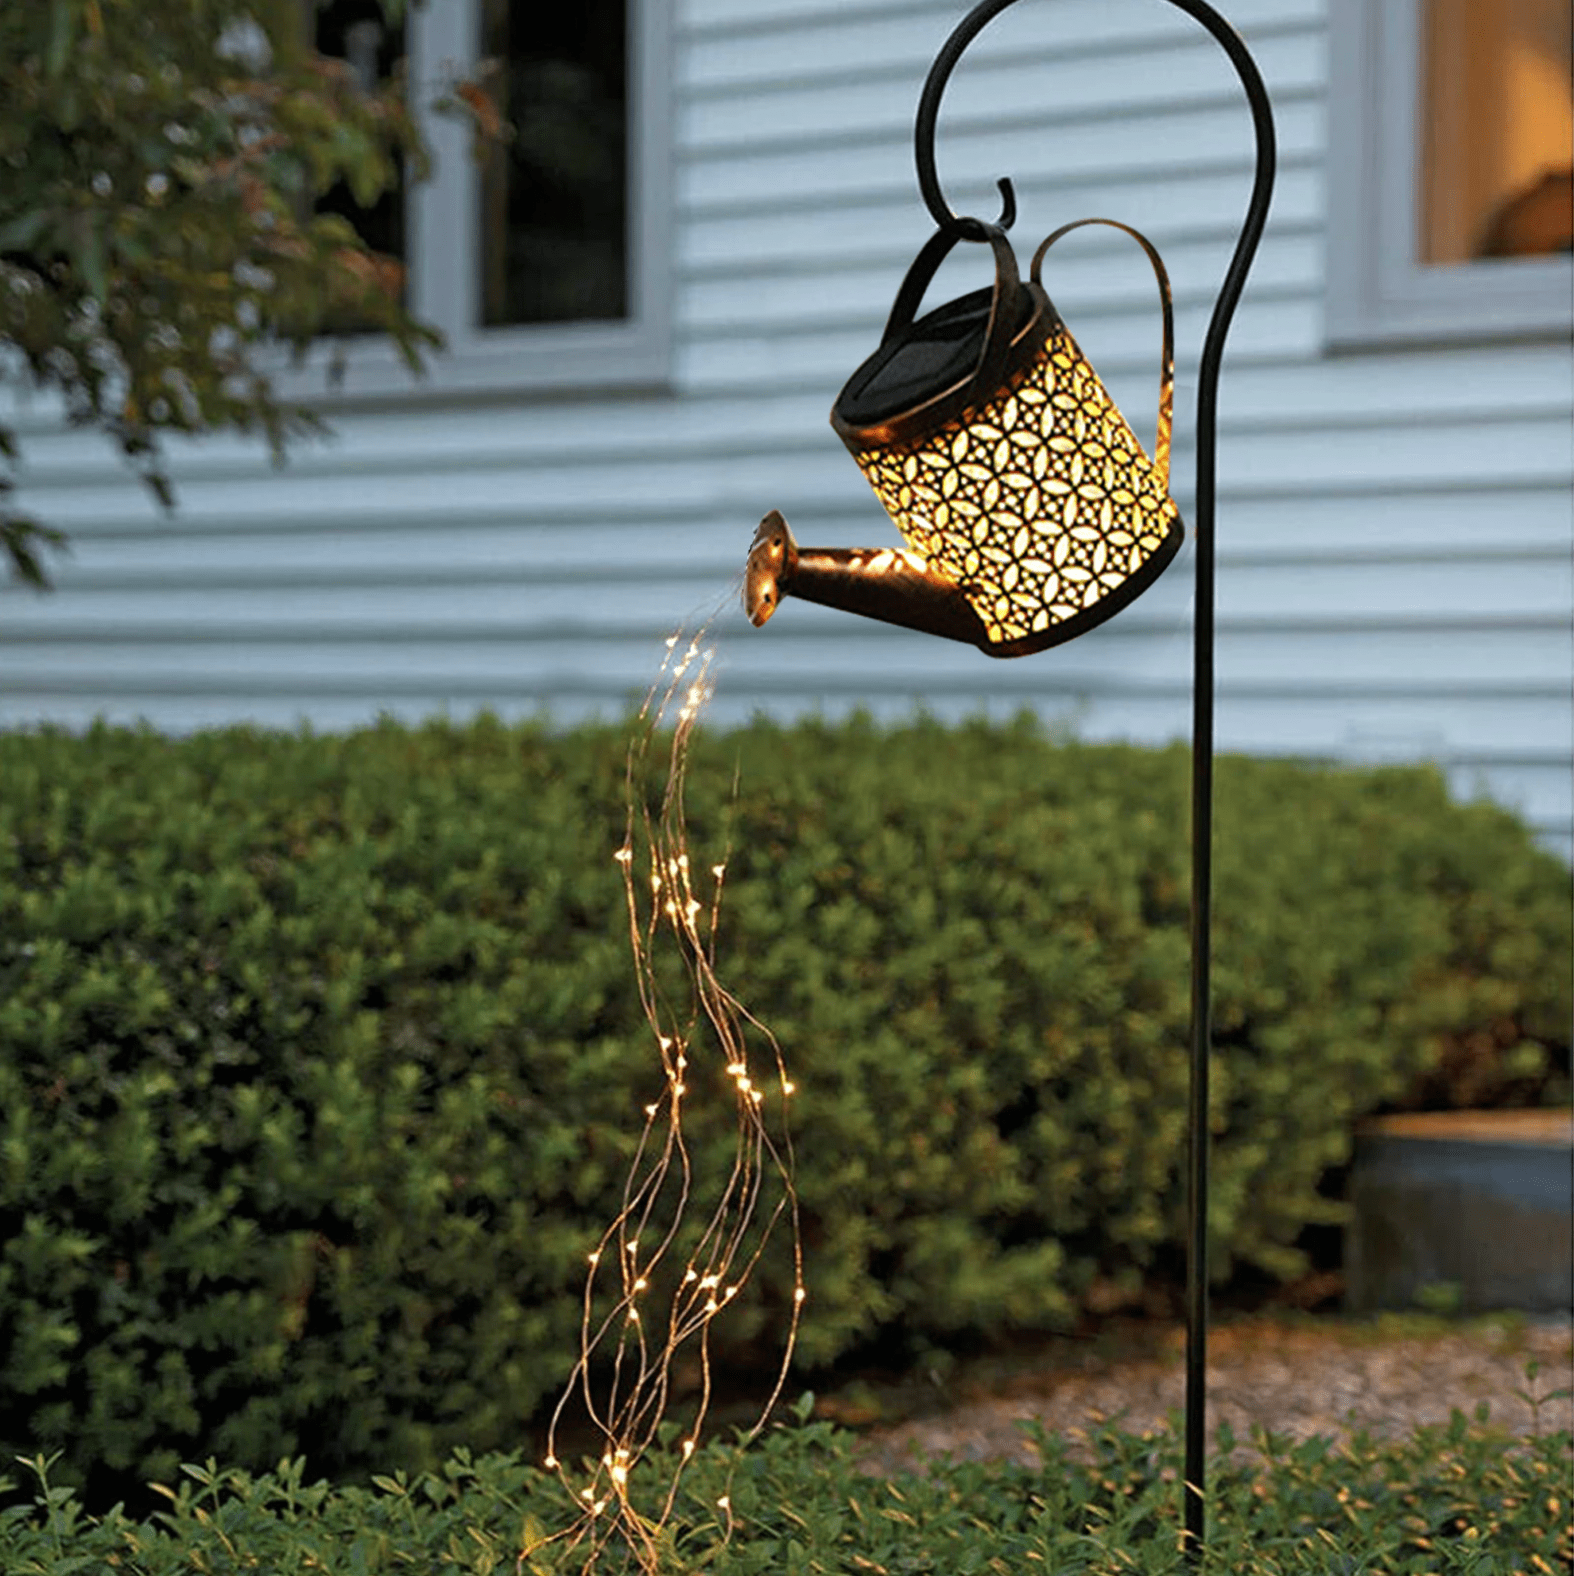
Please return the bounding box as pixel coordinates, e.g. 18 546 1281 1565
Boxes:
1 715 1568 1507
1 1387 1569 1574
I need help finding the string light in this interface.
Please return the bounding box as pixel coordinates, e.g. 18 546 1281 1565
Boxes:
530 619 807 1576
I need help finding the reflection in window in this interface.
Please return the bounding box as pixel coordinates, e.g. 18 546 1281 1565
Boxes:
1421 0 1574 264
481 0 628 326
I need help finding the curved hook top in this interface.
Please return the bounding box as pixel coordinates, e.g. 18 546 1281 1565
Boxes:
914 0 1275 278
913 0 1026 236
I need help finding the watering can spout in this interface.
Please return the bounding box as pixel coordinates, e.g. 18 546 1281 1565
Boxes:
744 510 797 628
743 510 998 650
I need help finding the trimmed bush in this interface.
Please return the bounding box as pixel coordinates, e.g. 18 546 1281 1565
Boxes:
0 715 1568 1500
2 1399 1569 1573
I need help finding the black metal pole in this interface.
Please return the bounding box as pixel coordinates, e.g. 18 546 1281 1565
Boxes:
910 3 1276 1560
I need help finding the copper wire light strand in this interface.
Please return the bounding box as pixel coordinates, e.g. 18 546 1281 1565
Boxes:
533 619 805 1573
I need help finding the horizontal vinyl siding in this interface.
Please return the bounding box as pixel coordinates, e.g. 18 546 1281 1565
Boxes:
2 0 1570 855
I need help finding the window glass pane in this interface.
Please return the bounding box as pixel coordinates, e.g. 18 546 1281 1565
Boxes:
1420 0 1574 264
313 0 407 312
481 0 628 326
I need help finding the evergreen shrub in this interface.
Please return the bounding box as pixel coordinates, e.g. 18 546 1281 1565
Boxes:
0 716 1567 1498
2 1398 1569 1574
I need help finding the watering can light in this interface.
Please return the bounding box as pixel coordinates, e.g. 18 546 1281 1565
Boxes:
745 215 1182 658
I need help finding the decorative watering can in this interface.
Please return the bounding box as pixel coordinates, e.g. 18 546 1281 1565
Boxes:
746 217 1182 658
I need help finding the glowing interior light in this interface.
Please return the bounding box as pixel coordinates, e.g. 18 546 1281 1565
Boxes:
746 220 1182 658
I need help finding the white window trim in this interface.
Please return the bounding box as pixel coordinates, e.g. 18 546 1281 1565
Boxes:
1325 0 1573 351
277 0 673 404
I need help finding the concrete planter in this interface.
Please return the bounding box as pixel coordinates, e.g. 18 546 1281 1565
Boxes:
1345 1109 1573 1315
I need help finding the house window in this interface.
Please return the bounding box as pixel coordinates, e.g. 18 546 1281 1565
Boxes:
481 0 628 327
1421 0 1574 264
287 0 672 399
1326 0 1574 348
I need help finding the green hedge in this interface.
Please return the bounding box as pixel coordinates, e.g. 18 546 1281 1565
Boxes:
0 716 1568 1501
3 1401 1570 1574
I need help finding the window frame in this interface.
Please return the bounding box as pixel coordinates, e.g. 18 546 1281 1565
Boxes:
1325 0 1574 351
280 0 673 402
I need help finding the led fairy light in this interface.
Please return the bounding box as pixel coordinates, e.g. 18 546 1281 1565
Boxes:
740 0 1275 1560
527 627 806 1576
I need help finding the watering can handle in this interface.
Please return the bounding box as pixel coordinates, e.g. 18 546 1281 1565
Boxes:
1031 219 1175 495
878 221 1026 411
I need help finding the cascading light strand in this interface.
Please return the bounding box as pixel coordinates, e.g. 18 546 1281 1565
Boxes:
525 616 806 1576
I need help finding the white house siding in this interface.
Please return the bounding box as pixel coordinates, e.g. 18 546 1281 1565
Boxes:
1 0 1570 856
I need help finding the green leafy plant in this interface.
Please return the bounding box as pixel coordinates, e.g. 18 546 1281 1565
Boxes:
0 1 501 585
0 715 1567 1504
1 1402 1569 1573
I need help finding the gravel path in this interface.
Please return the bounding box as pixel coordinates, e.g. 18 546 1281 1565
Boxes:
855 1315 1574 1473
